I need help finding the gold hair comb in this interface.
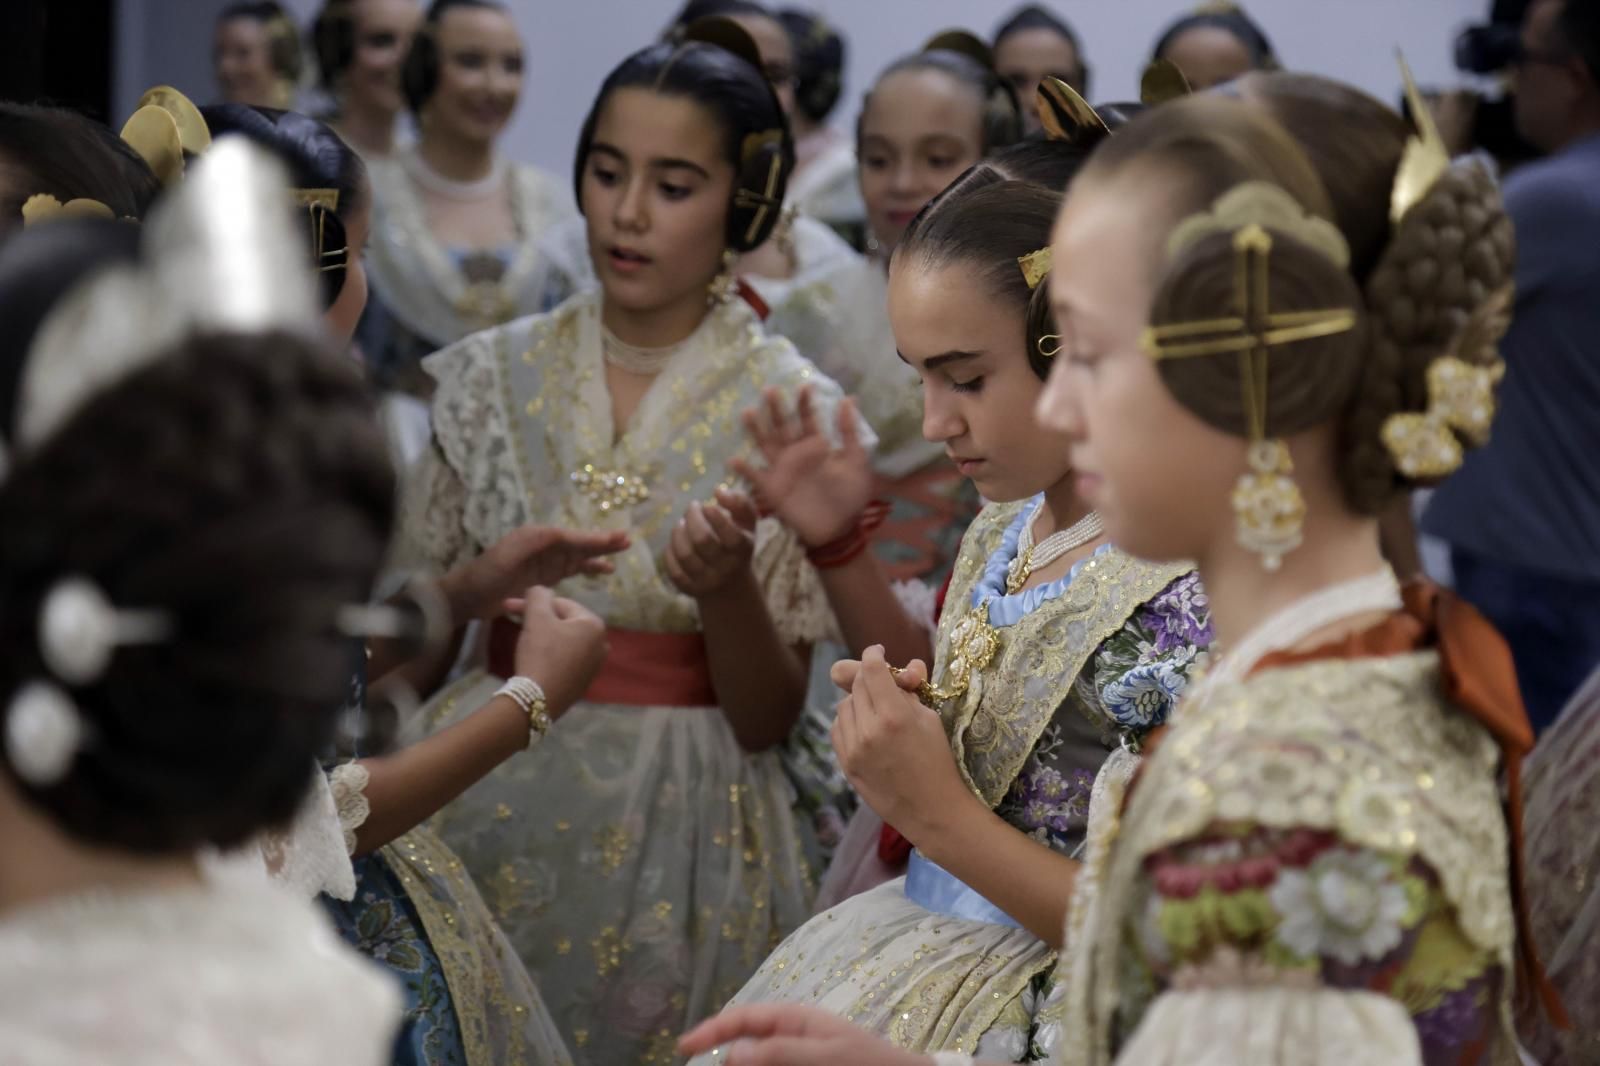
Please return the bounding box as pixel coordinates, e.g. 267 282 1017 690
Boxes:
1391 53 1450 224
1018 247 1053 290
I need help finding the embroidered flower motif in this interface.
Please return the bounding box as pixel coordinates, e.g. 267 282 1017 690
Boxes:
1015 765 1094 836
1144 572 1214 654
1269 848 1410 966
1102 660 1189 730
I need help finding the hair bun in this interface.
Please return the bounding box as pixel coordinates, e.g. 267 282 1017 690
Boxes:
1341 160 1514 510
680 15 765 72
923 29 995 71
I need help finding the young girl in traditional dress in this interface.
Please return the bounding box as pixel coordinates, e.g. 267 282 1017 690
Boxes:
687 128 1211 1064
683 86 1549 1066
405 23 860 1064
0 141 400 1066
362 0 574 397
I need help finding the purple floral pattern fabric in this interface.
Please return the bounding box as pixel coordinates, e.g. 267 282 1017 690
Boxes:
996 574 1210 855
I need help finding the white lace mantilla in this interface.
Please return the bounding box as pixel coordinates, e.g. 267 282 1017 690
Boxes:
0 882 401 1065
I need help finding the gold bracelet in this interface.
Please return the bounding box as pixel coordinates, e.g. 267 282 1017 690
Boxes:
494 676 552 748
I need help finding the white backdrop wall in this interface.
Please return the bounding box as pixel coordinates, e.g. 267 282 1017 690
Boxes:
118 0 1489 175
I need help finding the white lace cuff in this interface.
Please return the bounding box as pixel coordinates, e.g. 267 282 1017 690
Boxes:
328 761 373 856
1113 987 1421 1066
931 1054 976 1066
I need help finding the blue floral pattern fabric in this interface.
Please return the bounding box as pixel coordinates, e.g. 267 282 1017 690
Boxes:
322 852 469 1066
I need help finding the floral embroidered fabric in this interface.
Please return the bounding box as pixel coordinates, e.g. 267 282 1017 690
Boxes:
1057 653 1520 1066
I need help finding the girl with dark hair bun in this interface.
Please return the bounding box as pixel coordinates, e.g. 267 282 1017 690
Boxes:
311 0 423 160
214 1 304 108
0 143 403 1066
686 131 1210 1064
1151 1 1278 89
362 0 574 397
993 4 1090 131
402 24 869 1062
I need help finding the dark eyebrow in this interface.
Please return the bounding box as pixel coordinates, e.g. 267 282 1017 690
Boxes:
897 349 983 371
650 158 712 179
587 142 710 180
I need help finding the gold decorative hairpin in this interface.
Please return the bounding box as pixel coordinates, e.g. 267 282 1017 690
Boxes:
1017 247 1053 290
292 188 340 211
1391 52 1450 224
292 189 346 274
1381 285 1512 478
1143 183 1357 571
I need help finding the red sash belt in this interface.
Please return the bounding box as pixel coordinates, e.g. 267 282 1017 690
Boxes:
488 618 717 708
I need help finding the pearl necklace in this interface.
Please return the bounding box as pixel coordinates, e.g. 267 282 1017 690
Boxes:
1006 502 1104 594
404 148 505 202
601 326 684 375
1191 566 1403 700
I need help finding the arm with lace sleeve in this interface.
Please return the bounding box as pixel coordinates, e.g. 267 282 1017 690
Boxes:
394 442 474 577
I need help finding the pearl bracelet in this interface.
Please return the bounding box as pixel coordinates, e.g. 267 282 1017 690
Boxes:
494 676 552 748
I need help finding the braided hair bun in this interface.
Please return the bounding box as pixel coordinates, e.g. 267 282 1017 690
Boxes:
1342 162 1513 512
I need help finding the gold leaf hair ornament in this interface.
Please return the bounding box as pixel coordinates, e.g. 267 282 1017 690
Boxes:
1391 52 1451 224
1142 183 1359 571
1380 285 1513 479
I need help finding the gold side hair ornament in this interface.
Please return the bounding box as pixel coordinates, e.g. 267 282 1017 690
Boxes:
1392 53 1451 224
1140 59 1193 106
1381 285 1512 478
1143 183 1358 571
1018 247 1053 290
733 128 786 247
1036 76 1109 146
292 188 348 275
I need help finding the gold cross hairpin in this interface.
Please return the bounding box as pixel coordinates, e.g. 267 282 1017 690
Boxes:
1141 224 1355 439
734 130 786 246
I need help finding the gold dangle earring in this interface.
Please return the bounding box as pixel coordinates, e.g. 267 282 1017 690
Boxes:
707 248 740 307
